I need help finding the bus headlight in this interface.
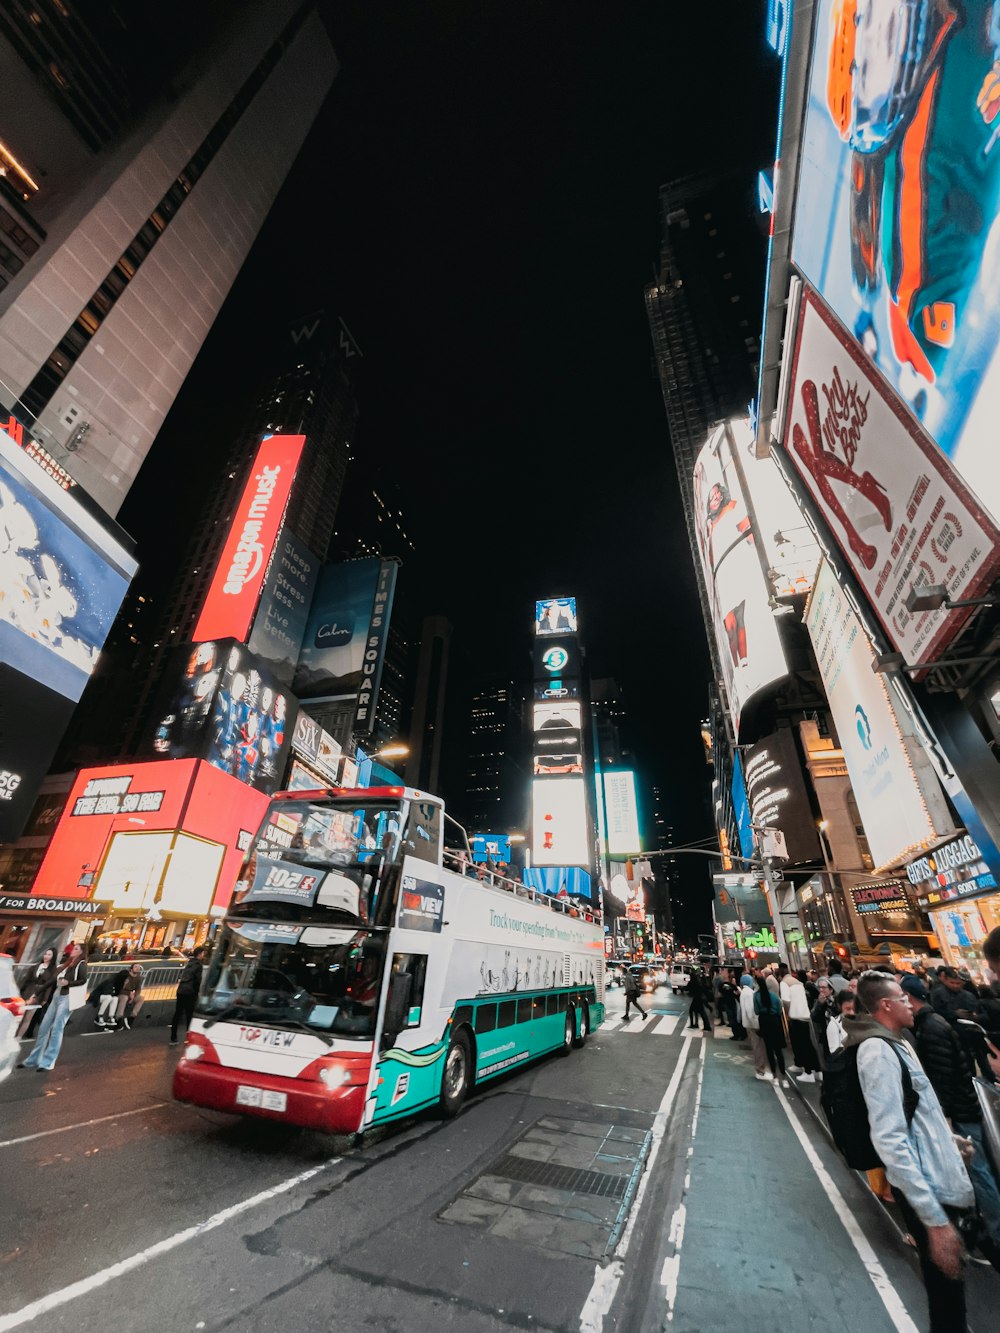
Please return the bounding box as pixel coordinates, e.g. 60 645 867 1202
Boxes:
318 1064 350 1089
184 1043 205 1062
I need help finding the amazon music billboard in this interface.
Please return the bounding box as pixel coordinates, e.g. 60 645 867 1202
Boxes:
192 434 305 644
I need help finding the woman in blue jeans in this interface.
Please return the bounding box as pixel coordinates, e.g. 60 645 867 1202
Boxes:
19 943 87 1073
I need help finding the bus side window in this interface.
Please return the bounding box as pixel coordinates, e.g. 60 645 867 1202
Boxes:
516 996 532 1024
497 1000 516 1028
475 1004 497 1034
384 953 428 1041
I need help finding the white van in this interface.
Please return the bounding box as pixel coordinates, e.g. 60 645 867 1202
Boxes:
667 964 691 994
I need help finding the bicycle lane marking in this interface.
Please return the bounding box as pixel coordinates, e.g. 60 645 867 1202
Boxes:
0 1156 341 1331
0 1103 172 1150
579 1032 695 1333
772 1083 919 1333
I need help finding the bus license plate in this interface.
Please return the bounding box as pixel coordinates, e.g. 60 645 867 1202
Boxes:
235 1085 287 1113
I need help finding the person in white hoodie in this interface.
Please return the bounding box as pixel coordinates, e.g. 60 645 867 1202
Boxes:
781 969 820 1082
739 974 769 1080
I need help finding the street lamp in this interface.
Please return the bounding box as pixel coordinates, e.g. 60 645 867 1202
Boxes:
371 743 409 760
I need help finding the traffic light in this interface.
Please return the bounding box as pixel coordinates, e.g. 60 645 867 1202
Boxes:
747 948 757 959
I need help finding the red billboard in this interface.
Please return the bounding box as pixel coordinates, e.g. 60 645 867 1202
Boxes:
192 434 305 644
33 760 267 917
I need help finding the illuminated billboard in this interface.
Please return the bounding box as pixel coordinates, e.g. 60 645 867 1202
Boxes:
531 778 589 867
743 730 820 865
192 434 305 644
532 636 581 701
150 640 297 795
792 0 1000 523
32 760 268 915
294 558 398 738
0 667 75 842
692 422 788 735
603 771 641 857
535 598 578 636
780 288 1000 662
247 530 319 685
806 560 955 869
0 425 136 703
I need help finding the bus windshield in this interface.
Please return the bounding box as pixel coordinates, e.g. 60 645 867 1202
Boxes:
230 798 407 925
195 922 386 1038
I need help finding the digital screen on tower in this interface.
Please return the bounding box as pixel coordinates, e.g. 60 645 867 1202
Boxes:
192 434 305 644
535 598 578 636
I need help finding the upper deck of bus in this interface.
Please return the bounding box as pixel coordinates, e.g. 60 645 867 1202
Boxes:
266 783 601 926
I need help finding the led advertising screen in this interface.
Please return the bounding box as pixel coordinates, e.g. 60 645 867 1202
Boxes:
150 639 297 795
192 434 305 644
692 423 788 736
32 759 268 915
0 666 76 842
792 0 1000 523
247 530 319 686
532 637 581 701
806 560 955 869
602 771 641 857
731 754 754 861
471 834 512 864
0 425 136 703
535 597 578 636
532 701 583 775
293 557 383 701
780 288 1000 663
531 777 589 868
743 729 821 866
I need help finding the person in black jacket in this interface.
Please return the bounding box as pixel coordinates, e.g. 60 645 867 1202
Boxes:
930 967 982 1025
170 948 206 1046
687 970 712 1031
902 974 1000 1259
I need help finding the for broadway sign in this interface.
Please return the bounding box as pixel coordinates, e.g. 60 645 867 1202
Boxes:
0 893 110 916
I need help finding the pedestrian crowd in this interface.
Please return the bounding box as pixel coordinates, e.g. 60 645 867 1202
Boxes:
682 929 1000 1332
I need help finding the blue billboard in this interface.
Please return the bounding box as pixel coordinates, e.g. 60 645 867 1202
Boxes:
792 0 1000 524
0 427 136 702
731 754 754 861
294 558 383 701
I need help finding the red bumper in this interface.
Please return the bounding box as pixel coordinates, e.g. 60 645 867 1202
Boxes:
173 1043 370 1135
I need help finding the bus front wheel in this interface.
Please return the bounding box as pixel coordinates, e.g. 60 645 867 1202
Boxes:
440 1031 471 1117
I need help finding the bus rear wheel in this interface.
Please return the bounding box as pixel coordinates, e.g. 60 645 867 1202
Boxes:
561 1010 575 1056
440 1031 471 1117
572 1005 589 1048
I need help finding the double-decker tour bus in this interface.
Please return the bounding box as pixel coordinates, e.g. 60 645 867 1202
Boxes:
173 786 604 1135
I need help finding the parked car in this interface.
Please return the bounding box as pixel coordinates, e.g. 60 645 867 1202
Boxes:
667 964 692 994
0 954 25 1084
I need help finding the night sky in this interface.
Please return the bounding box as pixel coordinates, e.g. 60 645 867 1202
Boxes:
121 1 779 940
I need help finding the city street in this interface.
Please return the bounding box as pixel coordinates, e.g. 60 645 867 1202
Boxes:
2 994 997 1332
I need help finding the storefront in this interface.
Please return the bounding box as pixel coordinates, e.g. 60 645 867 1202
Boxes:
0 893 110 963
904 833 1000 982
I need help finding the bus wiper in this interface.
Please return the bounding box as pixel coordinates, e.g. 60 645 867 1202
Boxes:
202 1004 246 1029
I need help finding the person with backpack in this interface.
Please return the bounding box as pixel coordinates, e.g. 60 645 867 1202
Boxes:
754 975 787 1086
687 969 712 1031
739 974 768 1079
851 971 974 1332
902 973 1000 1266
622 967 647 1023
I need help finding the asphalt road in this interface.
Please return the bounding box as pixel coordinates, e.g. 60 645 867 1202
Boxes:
1 988 997 1332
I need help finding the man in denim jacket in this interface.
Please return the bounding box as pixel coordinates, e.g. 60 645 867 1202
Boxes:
851 971 974 1333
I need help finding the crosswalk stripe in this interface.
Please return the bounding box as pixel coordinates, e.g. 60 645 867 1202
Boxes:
652 1013 682 1036
617 1015 649 1034
601 1015 625 1032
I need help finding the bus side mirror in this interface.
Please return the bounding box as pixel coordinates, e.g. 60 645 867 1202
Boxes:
382 973 413 1048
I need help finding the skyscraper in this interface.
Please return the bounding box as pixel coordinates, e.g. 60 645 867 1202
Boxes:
463 683 526 834
645 172 765 629
114 310 360 756
0 0 338 517
405 617 452 796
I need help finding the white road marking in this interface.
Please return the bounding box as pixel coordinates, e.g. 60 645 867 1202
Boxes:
0 1157 340 1331
617 1015 651 1034
0 1103 171 1150
653 1014 682 1037
579 1033 694 1333
660 1041 706 1323
601 1016 625 1032
772 1084 919 1333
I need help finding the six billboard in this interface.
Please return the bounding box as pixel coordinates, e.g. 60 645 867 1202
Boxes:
779 287 1000 663
692 422 788 735
792 0 1000 525
192 434 305 644
805 560 955 870
149 639 297 796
